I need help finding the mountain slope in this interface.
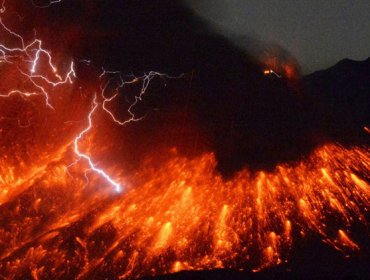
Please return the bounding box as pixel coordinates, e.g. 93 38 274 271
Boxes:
302 58 370 141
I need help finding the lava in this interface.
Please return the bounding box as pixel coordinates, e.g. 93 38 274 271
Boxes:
0 141 369 279
0 1 369 280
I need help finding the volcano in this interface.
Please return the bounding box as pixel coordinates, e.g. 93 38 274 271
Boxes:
0 1 369 279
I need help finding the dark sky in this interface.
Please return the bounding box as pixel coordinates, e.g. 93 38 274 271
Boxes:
185 0 370 74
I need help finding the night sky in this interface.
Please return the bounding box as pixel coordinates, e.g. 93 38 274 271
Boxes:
185 0 370 74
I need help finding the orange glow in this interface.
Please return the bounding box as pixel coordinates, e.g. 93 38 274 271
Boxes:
338 230 359 250
261 55 301 81
1 139 369 278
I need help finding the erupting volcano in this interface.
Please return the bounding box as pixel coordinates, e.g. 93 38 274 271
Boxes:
0 1 369 279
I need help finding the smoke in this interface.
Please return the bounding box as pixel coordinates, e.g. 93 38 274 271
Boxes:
14 0 367 176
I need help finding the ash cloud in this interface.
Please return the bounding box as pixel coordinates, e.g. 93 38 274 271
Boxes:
20 0 370 176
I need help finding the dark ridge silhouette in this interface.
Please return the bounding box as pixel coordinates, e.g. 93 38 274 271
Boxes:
302 58 370 143
13 0 369 176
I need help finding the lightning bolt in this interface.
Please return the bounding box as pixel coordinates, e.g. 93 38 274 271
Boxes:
71 70 183 192
0 15 75 108
0 0 182 193
101 70 181 125
72 94 122 193
0 5 121 191
31 0 62 8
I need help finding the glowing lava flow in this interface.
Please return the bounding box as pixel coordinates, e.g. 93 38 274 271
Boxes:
0 143 369 279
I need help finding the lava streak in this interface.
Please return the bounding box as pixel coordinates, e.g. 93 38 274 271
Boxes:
0 142 369 279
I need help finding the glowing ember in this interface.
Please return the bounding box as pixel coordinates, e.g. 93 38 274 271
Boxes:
263 69 281 78
0 1 369 280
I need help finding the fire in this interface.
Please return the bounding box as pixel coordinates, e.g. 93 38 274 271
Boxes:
0 140 369 278
260 48 301 80
0 2 369 279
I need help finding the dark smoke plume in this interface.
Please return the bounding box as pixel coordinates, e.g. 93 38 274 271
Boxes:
14 0 369 176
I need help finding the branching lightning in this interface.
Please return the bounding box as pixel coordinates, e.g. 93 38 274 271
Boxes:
0 2 179 192
100 70 182 125
72 94 122 192
0 15 75 108
0 5 119 191
71 70 182 192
